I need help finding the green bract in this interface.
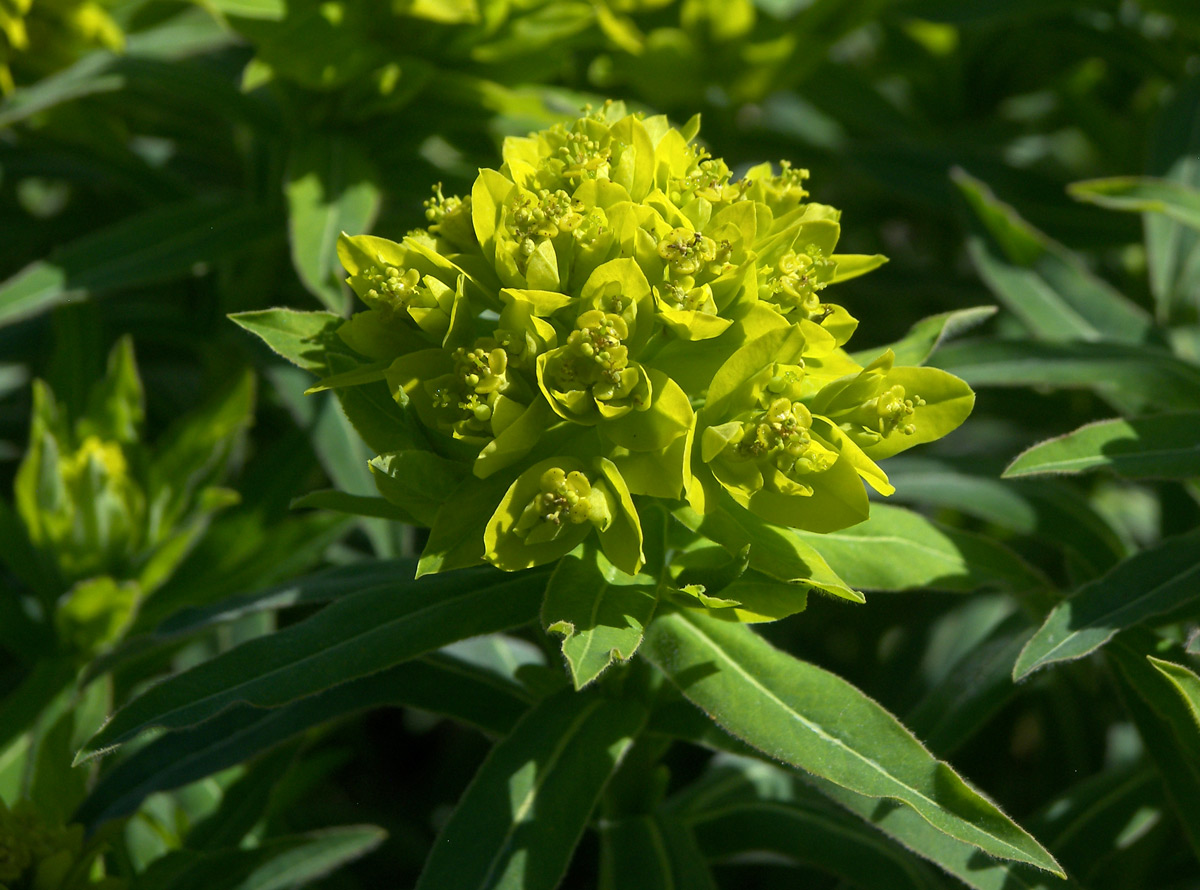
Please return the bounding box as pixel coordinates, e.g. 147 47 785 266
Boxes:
319 104 973 584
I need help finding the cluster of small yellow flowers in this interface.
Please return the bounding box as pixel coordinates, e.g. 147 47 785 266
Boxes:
326 103 974 577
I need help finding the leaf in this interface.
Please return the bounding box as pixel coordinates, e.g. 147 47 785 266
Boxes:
674 497 861 603
793 504 1049 594
676 757 944 890
541 547 658 689
75 649 536 827
884 457 1127 579
414 687 645 890
229 309 343 374
1108 637 1200 860
905 613 1036 755
640 610 1064 875
0 200 277 328
934 339 1200 413
952 169 1153 344
1146 656 1200 737
369 450 464 527
1068 176 1200 232
850 305 997 367
78 567 548 759
286 135 381 312
1004 412 1200 480
1014 530 1200 679
132 826 385 890
598 814 718 890
291 489 417 523
186 742 302 850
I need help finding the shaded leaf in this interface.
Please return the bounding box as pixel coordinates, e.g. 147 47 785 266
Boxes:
79 566 547 758
1014 531 1200 679
415 687 644 890
1069 176 1200 232
599 813 718 890
850 305 997 367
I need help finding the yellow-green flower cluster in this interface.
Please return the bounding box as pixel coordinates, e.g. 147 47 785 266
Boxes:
0 0 122 94
332 103 973 575
0 799 121 890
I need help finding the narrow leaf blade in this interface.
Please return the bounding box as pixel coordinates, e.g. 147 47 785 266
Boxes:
1004 413 1200 480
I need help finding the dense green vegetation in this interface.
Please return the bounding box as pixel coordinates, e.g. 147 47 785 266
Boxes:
2 2 1199 888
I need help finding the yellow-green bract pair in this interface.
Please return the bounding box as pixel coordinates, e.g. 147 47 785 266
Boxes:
328 103 974 576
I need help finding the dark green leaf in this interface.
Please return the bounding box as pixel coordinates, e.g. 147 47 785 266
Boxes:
599 814 718 890
935 339 1200 413
677 757 945 890
1014 531 1200 679
415 686 645 890
76 649 535 827
290 489 417 523
640 610 1063 875
0 200 277 328
132 826 385 890
79 566 547 758
953 170 1153 344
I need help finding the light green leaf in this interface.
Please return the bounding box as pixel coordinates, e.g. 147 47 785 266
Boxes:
1014 530 1200 679
850 306 996 367
370 450 464 526
953 170 1153 344
1068 176 1200 232
674 496 861 602
415 687 645 890
229 309 342 374
831 253 888 283
935 339 1200 413
541 547 657 689
286 135 381 312
793 503 1049 593
0 200 277 329
1004 413 1200 480
78 567 547 759
641 610 1064 875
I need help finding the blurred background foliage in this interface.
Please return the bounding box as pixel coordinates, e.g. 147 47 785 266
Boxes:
1 0 1199 888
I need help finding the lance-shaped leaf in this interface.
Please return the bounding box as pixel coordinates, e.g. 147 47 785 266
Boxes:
674 757 944 890
952 170 1153 344
935 339 1200 414
75 650 538 827
415 687 645 890
850 305 997 367
640 609 1064 876
541 547 658 689
286 135 381 312
1068 176 1200 231
599 814 718 890
1148 656 1200 734
792 503 1049 594
131 826 385 890
1108 638 1200 859
0 200 277 329
1014 531 1200 679
1004 412 1200 480
78 567 548 759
